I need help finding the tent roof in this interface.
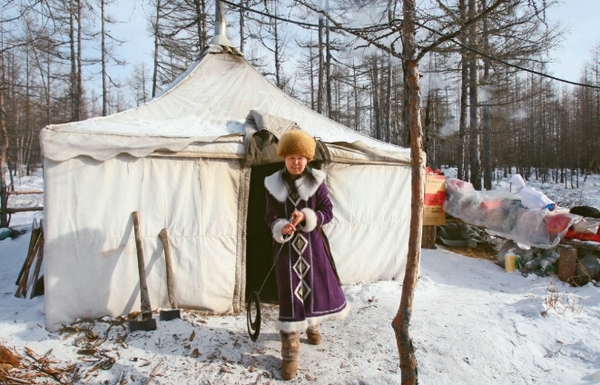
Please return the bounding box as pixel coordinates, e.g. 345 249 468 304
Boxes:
40 45 411 164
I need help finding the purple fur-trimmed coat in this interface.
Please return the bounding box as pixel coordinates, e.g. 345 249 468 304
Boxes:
264 168 349 333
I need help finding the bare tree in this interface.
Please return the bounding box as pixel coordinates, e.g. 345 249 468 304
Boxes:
149 0 213 96
467 0 481 189
0 74 8 228
129 61 151 106
96 0 127 116
242 0 294 91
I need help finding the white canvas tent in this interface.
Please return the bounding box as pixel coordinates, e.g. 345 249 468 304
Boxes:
40 43 414 331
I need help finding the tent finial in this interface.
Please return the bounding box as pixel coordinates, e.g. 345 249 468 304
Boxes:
210 0 234 47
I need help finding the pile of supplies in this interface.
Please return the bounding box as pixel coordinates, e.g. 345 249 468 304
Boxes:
440 174 600 284
443 174 572 249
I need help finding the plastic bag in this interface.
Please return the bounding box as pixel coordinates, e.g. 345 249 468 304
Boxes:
571 217 600 235
520 186 555 210
508 174 526 189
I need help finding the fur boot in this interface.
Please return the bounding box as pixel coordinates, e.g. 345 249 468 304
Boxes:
306 325 322 345
280 331 300 380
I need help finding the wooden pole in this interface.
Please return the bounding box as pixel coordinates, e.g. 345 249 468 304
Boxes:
392 0 423 384
158 228 177 309
132 212 152 320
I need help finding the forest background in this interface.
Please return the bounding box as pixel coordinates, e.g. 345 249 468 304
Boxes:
1 0 600 193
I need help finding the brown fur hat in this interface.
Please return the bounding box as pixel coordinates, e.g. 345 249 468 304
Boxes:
277 130 316 161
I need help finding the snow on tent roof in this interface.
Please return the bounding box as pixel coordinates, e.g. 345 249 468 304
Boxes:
40 45 411 163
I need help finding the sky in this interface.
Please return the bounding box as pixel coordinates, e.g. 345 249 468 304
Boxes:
545 0 600 84
1 169 600 384
105 0 600 93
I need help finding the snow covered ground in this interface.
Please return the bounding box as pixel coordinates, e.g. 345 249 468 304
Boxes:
1 169 600 384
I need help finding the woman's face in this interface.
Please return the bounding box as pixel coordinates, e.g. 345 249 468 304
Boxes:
285 155 308 177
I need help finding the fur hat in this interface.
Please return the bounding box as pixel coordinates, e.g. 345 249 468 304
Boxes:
277 130 316 161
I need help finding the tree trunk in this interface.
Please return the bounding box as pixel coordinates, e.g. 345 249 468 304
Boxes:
468 0 481 189
273 16 281 88
480 0 491 189
151 0 162 98
325 7 332 118
101 0 108 116
76 0 83 120
317 16 325 114
0 93 8 228
392 1 423 384
239 0 245 52
386 52 392 143
69 0 78 121
373 57 381 140
457 0 467 181
194 0 207 50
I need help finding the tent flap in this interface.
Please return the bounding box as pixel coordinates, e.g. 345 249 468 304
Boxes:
243 110 332 167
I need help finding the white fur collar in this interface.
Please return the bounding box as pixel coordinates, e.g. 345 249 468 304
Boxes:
264 169 326 203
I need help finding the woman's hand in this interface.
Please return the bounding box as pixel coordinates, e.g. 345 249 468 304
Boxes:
290 210 305 227
282 222 296 235
282 211 305 235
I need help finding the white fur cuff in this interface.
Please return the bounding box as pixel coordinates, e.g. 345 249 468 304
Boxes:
299 208 317 232
272 219 292 243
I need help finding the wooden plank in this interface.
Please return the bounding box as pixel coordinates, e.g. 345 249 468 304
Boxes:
15 226 41 285
6 190 43 195
29 227 45 299
4 206 44 214
15 229 44 298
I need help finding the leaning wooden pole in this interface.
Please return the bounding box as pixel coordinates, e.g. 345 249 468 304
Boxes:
392 0 424 384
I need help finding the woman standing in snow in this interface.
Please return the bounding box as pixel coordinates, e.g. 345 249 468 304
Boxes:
264 130 350 380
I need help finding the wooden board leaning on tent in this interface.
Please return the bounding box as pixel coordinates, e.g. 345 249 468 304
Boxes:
15 221 44 299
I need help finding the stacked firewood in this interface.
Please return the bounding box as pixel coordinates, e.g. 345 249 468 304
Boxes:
14 220 44 299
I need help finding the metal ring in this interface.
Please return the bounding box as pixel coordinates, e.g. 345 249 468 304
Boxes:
246 291 261 342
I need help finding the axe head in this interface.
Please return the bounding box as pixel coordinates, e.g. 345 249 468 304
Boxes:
159 309 181 321
128 317 157 333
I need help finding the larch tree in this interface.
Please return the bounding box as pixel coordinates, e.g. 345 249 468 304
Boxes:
467 0 481 189
425 0 561 188
96 0 127 116
129 61 151 106
0 61 7 228
149 0 212 96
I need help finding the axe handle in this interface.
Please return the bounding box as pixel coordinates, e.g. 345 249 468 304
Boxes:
159 228 178 309
132 212 152 319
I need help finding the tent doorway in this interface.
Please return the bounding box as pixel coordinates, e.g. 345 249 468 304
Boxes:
245 163 283 303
